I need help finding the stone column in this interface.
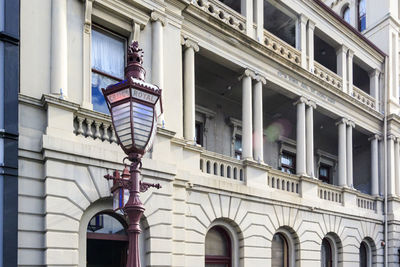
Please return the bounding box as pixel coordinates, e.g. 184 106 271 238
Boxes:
395 138 400 195
369 134 380 196
306 20 315 72
255 0 264 42
182 38 199 143
388 135 396 196
306 100 316 177
346 120 354 188
241 0 253 37
347 49 354 95
296 14 308 69
369 69 380 110
253 75 266 162
295 97 307 176
336 45 348 93
241 69 255 160
82 0 93 109
151 12 166 125
50 0 68 97
337 118 347 187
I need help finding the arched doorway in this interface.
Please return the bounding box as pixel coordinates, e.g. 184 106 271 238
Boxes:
272 233 289 267
86 212 128 267
205 226 232 267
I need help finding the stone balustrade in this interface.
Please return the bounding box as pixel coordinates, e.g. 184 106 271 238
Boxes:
313 61 343 90
357 194 376 211
263 30 301 66
319 183 343 204
73 109 118 144
200 151 244 181
267 169 300 194
193 0 246 33
352 86 376 110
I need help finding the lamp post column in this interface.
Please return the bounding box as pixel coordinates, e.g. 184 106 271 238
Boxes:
337 118 347 187
241 69 255 160
253 75 266 162
295 97 307 176
182 38 199 143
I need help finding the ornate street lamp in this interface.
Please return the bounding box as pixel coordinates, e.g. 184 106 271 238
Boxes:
102 41 162 267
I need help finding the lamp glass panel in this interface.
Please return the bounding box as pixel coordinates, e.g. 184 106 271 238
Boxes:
112 101 133 148
124 189 129 206
132 102 154 149
113 190 120 210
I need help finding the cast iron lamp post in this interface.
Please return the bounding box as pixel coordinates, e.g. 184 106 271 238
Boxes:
102 41 163 267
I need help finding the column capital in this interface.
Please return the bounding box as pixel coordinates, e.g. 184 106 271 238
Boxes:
293 96 308 106
336 44 349 55
181 36 199 52
306 100 316 109
346 120 355 128
151 11 166 26
388 134 397 141
239 69 256 80
298 13 308 24
347 49 354 58
307 19 316 30
255 74 267 85
369 68 380 78
335 117 348 126
368 134 382 141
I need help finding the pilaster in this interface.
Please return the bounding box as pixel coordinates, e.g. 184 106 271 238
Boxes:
346 120 354 188
336 45 348 93
347 49 354 95
369 68 380 111
253 75 266 162
294 97 307 176
369 134 380 196
336 118 348 187
306 19 315 72
240 69 256 160
296 14 308 69
306 100 316 178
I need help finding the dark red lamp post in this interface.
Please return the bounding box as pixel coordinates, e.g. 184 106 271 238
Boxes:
102 41 162 267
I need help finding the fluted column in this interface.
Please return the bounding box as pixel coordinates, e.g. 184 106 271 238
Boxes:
369 134 380 196
241 69 255 160
151 12 166 125
336 45 348 93
337 118 347 187
306 100 316 177
347 49 354 95
51 0 68 97
253 75 266 162
306 20 315 72
295 97 307 175
296 14 308 69
388 135 396 195
395 138 400 195
346 120 354 188
181 38 199 143
369 69 380 110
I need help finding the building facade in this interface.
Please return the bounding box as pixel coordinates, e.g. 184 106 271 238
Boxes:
17 0 400 266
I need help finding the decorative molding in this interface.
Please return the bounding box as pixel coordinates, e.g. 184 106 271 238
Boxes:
151 11 167 26
238 69 256 80
335 117 348 126
181 35 200 52
196 104 216 118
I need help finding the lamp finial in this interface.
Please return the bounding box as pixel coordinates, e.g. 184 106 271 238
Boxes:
125 41 146 81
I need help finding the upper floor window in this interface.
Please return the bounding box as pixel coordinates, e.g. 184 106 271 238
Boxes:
319 164 331 184
91 27 126 114
342 6 350 24
281 152 296 174
358 0 366 31
195 121 204 146
234 135 242 160
205 226 232 267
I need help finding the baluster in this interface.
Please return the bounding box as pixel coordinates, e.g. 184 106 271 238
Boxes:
110 126 117 143
77 116 84 135
102 124 110 142
86 119 94 137
94 121 101 139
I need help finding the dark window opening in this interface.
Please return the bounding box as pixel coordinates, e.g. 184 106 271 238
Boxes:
319 164 331 184
218 0 240 14
281 152 296 174
353 62 370 94
272 233 289 267
342 6 350 24
263 0 296 47
314 34 337 73
234 135 242 160
358 0 366 31
359 241 368 267
205 226 232 267
195 121 204 146
321 238 333 267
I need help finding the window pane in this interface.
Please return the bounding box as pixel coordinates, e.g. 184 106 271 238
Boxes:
87 214 126 235
91 72 119 114
272 234 287 267
205 228 228 256
343 7 350 23
91 29 125 79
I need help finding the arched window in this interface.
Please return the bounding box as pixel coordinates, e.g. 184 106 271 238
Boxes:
272 233 289 267
358 0 366 31
360 241 372 267
86 213 128 266
342 6 350 24
321 238 333 267
205 226 232 267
